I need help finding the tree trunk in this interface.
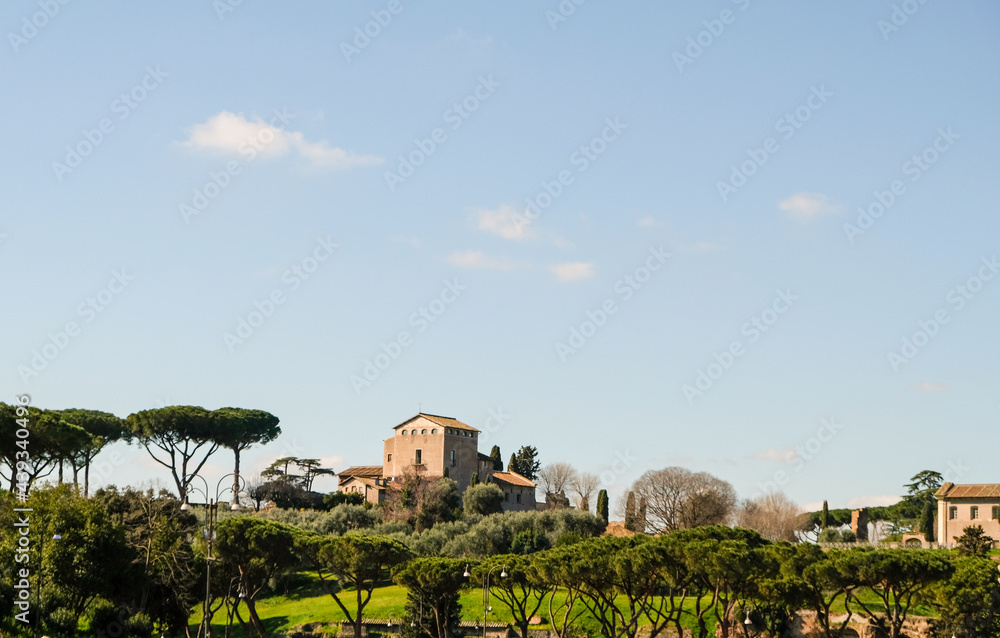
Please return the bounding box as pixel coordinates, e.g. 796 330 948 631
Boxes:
244 598 267 638
84 461 90 497
233 449 242 507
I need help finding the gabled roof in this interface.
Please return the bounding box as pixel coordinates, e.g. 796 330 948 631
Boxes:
339 465 384 478
492 470 535 488
393 413 480 433
936 482 1000 499
478 452 494 462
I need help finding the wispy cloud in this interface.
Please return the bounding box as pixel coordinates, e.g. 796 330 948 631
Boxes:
778 192 844 221
475 205 535 241
753 447 796 462
910 381 948 393
179 111 382 169
637 214 663 228
549 262 595 282
447 250 521 271
846 495 899 508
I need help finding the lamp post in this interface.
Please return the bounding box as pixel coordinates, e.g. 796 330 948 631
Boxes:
464 564 506 638
35 529 61 638
181 473 245 638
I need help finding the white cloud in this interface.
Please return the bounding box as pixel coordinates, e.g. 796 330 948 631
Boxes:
846 495 900 508
475 205 535 241
637 214 662 228
753 447 797 462
778 191 844 221
179 111 382 169
447 250 521 271
910 381 948 393
549 262 595 282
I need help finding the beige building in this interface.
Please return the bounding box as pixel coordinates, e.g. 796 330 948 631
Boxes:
935 482 1000 546
338 412 537 512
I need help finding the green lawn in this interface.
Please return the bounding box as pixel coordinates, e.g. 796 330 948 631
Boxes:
189 571 938 636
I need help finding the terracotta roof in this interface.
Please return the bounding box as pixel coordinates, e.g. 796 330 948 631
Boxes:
936 483 1000 499
393 413 480 433
478 452 494 462
338 465 384 478
492 470 535 488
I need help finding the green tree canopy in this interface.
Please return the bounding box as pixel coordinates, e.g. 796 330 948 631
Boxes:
125 405 221 500
394 557 470 638
463 483 504 516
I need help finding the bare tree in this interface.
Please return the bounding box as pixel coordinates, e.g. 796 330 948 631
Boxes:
570 472 600 512
736 491 808 542
537 462 578 498
625 466 737 533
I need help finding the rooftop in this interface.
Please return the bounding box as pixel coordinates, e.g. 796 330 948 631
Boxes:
935 483 1000 499
393 412 480 433
492 470 535 488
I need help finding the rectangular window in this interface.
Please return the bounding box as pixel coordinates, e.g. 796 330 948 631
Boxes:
450 450 456 466
387 454 392 461
949 506 958 520
993 506 1000 520
971 506 980 520
504 492 509 501
415 449 422 465
516 494 521 504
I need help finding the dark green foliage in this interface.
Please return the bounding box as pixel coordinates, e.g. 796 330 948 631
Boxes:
921 501 935 542
821 500 829 529
510 528 551 554
324 491 365 508
462 483 504 516
489 445 503 471
124 405 221 500
596 489 609 523
508 446 540 481
934 557 1000 637
469 472 479 487
394 557 469 638
624 490 639 532
956 525 995 558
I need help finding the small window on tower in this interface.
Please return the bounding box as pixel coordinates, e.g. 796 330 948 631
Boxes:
971 506 980 520
387 454 392 461
949 507 958 520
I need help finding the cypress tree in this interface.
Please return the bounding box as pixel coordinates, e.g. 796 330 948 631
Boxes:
921 501 935 542
596 489 609 523
469 472 479 487
821 500 829 529
490 445 503 471
508 453 519 475
624 491 638 532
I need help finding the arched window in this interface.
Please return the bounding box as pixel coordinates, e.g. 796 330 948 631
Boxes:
432 429 438 434
411 429 417 435
401 430 407 435
421 429 428 434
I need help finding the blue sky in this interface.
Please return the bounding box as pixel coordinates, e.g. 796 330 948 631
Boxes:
2 1 998 512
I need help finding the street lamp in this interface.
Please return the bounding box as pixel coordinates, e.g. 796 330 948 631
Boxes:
464 564 506 638
181 472 245 638
35 530 61 638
